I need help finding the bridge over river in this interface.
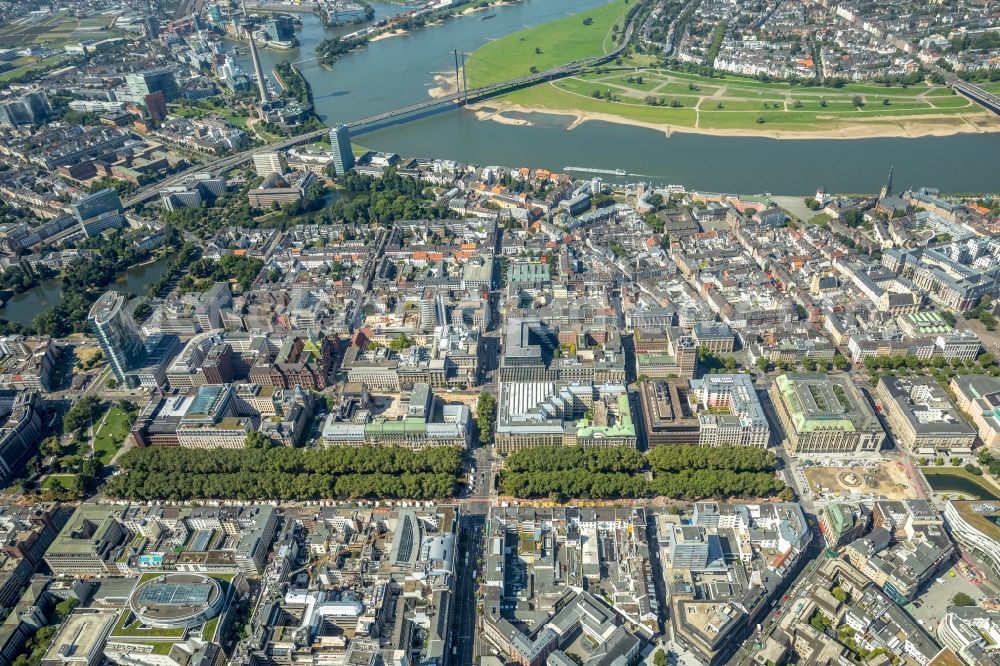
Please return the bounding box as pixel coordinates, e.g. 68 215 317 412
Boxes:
124 2 640 209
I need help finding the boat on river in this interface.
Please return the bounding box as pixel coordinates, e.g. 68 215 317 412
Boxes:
565 166 628 176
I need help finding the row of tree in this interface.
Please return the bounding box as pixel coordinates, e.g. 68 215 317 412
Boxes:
646 444 776 473
499 445 782 499
500 469 784 500
504 445 645 473
501 472 648 499
114 444 462 475
504 445 775 475
475 393 497 446
648 470 784 499
106 470 457 501
106 445 465 500
147 241 201 299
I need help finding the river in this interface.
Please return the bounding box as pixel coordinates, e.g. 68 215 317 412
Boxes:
235 0 1000 195
0 254 178 328
8 1 995 327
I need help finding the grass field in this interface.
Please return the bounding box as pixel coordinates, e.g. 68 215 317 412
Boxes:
484 66 999 135
172 103 250 129
92 405 130 466
465 0 630 88
0 11 128 85
0 54 67 84
464 0 1000 137
42 474 77 492
0 11 127 50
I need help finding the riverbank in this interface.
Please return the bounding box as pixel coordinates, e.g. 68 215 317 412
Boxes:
464 0 630 88
345 0 521 46
466 96 1000 139
236 0 1000 193
458 0 1000 140
369 28 409 41
459 0 516 15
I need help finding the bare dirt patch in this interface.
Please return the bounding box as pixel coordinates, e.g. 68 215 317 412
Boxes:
804 462 914 500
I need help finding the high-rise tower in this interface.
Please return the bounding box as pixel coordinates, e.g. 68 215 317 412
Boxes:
242 1 270 105
89 291 147 386
329 124 354 176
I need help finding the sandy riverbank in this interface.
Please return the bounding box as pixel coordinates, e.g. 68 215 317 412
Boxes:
369 28 409 42
461 99 1000 140
474 108 534 126
424 55 1000 139
427 73 459 98
460 0 517 15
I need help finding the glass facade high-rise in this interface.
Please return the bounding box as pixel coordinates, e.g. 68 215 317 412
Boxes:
264 15 295 42
125 68 179 104
0 91 51 126
329 124 355 176
71 188 125 237
72 188 122 223
88 291 147 386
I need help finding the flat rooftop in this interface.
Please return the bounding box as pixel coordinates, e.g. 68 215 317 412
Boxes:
48 505 119 556
41 608 118 665
774 373 876 434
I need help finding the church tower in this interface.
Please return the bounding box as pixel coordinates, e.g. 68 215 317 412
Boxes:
879 166 894 199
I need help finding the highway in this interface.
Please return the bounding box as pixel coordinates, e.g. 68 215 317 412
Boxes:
123 4 640 211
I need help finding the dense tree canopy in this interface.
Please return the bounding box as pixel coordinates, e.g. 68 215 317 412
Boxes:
63 396 105 434
29 231 184 336
500 445 782 500
646 445 775 473
106 446 463 500
188 254 264 291
0 261 55 294
505 446 645 473
327 171 450 225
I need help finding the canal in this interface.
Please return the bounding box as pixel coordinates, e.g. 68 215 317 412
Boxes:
236 0 1000 194
923 468 1000 500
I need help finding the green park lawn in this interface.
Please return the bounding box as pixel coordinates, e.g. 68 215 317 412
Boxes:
0 54 67 84
465 0 630 87
463 0 995 135
485 65 991 134
42 474 77 492
92 405 131 465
